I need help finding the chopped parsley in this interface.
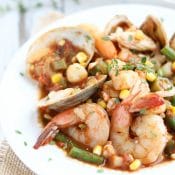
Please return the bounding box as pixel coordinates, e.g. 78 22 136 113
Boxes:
49 141 56 145
141 57 147 64
48 158 52 161
101 36 110 41
108 59 119 75
115 98 120 104
139 109 146 115
122 63 135 70
97 169 104 173
166 86 173 91
128 35 133 42
15 130 22 135
24 141 27 146
85 35 92 42
19 72 24 76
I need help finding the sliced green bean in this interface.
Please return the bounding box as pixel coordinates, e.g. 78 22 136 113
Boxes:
69 146 104 165
55 132 78 148
161 46 175 61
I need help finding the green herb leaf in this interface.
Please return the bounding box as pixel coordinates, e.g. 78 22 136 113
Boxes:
122 63 135 70
15 130 22 135
48 158 52 161
49 141 55 145
128 35 133 42
97 168 104 173
141 57 147 64
19 72 24 76
166 86 173 91
139 109 146 115
85 35 91 42
101 36 110 41
115 98 120 104
24 141 27 146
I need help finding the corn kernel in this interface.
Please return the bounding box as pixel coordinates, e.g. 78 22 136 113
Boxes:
80 62 87 67
93 145 102 156
129 159 142 171
169 105 175 115
145 60 154 68
171 153 175 160
97 100 107 109
119 89 130 100
172 61 175 72
146 72 157 82
51 73 62 84
58 39 65 46
76 52 88 64
135 30 145 40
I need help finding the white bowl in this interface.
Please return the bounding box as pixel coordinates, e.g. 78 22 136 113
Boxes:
0 4 175 175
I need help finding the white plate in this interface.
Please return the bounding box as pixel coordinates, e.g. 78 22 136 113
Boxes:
0 4 175 175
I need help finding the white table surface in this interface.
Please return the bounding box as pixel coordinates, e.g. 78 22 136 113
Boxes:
0 0 175 141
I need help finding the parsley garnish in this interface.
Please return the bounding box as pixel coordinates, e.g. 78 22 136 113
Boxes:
97 168 104 173
15 130 22 135
166 86 173 91
122 63 135 70
139 109 146 115
48 158 52 161
115 98 120 104
24 141 27 146
128 35 133 42
108 59 119 75
49 141 55 145
141 57 147 64
19 72 24 76
85 35 91 42
101 36 110 41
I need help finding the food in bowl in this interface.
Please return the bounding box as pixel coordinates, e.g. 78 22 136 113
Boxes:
27 15 175 171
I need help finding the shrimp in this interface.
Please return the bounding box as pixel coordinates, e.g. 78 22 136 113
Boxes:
110 93 169 164
34 103 110 149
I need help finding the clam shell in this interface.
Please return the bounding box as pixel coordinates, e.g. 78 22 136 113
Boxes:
38 75 107 111
140 15 168 48
104 15 133 35
27 27 95 67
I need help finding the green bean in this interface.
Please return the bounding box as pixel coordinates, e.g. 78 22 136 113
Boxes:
69 146 104 165
165 140 175 155
165 116 175 131
55 132 78 148
161 46 175 61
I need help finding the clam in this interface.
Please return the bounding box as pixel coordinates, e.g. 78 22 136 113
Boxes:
27 27 95 66
38 75 107 111
105 15 156 51
140 15 168 48
104 15 133 35
170 33 175 50
109 27 157 51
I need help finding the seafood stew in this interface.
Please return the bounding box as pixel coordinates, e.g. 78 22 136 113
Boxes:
27 15 175 171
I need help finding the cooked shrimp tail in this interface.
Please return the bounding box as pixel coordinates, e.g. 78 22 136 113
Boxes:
34 123 59 149
34 108 80 149
34 103 110 149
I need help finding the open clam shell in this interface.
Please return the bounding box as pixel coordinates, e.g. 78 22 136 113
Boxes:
140 15 168 48
27 27 95 66
104 15 133 35
38 75 107 111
